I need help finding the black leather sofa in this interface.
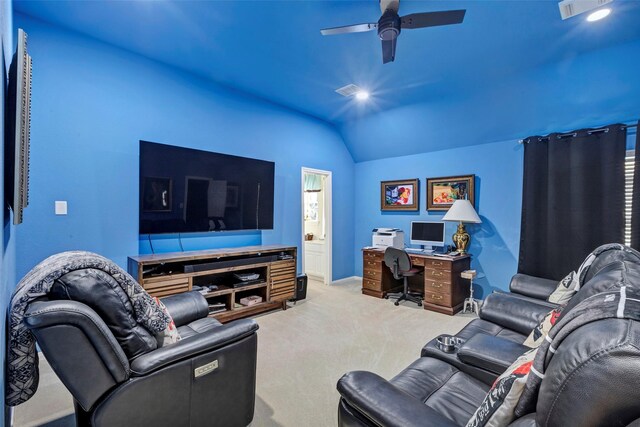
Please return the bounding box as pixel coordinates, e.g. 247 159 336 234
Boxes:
337 246 640 426
25 279 258 427
420 247 640 383
421 276 557 383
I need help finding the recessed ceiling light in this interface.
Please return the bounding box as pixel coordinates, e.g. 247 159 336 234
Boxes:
355 91 370 101
587 8 611 21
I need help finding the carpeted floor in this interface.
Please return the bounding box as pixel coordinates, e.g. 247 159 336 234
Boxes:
13 278 474 427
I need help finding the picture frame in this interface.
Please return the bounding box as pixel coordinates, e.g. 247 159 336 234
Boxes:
380 179 419 211
426 175 475 211
142 177 172 212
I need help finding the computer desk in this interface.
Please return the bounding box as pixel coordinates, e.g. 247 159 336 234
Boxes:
362 247 471 315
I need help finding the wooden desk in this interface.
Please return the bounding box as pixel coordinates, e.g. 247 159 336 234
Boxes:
362 248 471 315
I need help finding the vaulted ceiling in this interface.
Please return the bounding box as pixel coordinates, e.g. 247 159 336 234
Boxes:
14 0 640 160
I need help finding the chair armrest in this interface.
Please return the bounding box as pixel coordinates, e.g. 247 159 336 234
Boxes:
458 334 529 374
337 371 458 427
130 319 258 376
509 274 558 301
480 291 553 335
160 291 209 327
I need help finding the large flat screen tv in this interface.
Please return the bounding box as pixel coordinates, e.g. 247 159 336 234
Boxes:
139 141 275 234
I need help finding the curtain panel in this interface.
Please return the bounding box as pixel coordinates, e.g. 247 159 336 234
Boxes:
304 174 322 192
518 124 627 281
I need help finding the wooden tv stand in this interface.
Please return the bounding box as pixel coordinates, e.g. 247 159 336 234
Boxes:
128 245 297 323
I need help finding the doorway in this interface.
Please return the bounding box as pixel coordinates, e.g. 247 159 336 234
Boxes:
301 168 332 285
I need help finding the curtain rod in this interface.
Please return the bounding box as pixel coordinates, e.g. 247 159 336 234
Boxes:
519 123 638 144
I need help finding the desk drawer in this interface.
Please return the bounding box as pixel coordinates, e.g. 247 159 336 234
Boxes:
424 259 451 270
364 251 383 261
363 259 381 270
424 291 452 307
363 278 382 291
363 268 381 280
425 279 451 293
424 268 452 283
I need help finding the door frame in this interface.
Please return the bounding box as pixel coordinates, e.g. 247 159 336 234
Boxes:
300 167 333 285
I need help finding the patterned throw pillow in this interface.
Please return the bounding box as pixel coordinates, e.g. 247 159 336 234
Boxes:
523 307 563 348
466 348 538 427
153 297 181 346
547 271 578 304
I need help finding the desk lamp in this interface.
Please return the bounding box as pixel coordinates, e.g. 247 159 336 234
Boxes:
442 200 481 254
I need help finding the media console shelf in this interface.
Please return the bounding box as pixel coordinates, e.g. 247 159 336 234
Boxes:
128 245 297 323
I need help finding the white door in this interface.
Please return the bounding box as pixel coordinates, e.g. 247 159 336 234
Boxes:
301 168 332 285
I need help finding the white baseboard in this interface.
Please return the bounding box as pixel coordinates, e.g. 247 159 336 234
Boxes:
331 275 361 285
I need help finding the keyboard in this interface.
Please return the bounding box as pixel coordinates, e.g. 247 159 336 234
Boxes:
405 248 434 254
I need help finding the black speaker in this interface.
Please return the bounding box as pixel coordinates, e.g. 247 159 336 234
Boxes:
294 274 308 301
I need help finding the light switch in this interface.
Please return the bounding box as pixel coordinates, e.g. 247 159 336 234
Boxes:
55 201 67 215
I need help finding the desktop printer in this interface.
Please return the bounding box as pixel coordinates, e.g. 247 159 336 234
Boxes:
372 228 405 249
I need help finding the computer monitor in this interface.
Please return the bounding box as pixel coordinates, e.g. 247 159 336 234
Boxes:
410 221 446 249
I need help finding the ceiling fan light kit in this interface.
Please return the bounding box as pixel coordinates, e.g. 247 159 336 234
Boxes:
320 0 465 64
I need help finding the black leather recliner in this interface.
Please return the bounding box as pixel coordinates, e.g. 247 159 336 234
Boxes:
420 246 640 383
24 277 259 427
337 247 640 426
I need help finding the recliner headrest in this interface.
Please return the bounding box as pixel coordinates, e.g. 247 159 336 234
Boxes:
535 318 640 426
49 268 158 359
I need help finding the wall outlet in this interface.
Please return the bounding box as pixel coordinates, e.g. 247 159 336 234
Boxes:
55 201 68 215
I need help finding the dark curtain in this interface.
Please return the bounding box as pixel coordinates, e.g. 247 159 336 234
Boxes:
631 122 640 250
518 124 627 281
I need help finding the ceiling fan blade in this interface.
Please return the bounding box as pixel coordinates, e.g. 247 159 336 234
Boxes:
381 38 397 64
401 10 466 29
320 23 378 36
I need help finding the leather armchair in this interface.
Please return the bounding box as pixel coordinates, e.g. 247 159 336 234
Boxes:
24 290 258 427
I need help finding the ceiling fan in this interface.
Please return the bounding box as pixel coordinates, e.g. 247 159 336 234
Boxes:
320 0 466 64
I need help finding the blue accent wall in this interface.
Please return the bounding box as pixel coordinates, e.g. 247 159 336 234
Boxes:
355 140 523 298
1 1 15 423
14 14 355 282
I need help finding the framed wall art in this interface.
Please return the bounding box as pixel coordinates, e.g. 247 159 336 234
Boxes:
380 179 419 211
426 175 475 211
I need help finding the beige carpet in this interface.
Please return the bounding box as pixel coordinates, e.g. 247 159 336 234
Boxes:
13 278 474 427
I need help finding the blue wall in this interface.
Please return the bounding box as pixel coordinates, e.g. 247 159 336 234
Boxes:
14 14 355 282
340 38 640 162
355 140 523 298
1 1 15 423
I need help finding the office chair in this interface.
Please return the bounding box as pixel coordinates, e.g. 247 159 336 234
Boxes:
383 247 423 307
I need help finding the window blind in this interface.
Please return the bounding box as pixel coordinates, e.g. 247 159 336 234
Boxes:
625 150 634 246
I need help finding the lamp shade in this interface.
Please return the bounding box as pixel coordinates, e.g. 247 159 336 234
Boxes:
442 200 482 223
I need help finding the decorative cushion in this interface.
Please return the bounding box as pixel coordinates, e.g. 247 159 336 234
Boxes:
522 306 563 348
153 297 181 346
547 271 578 304
466 348 538 427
